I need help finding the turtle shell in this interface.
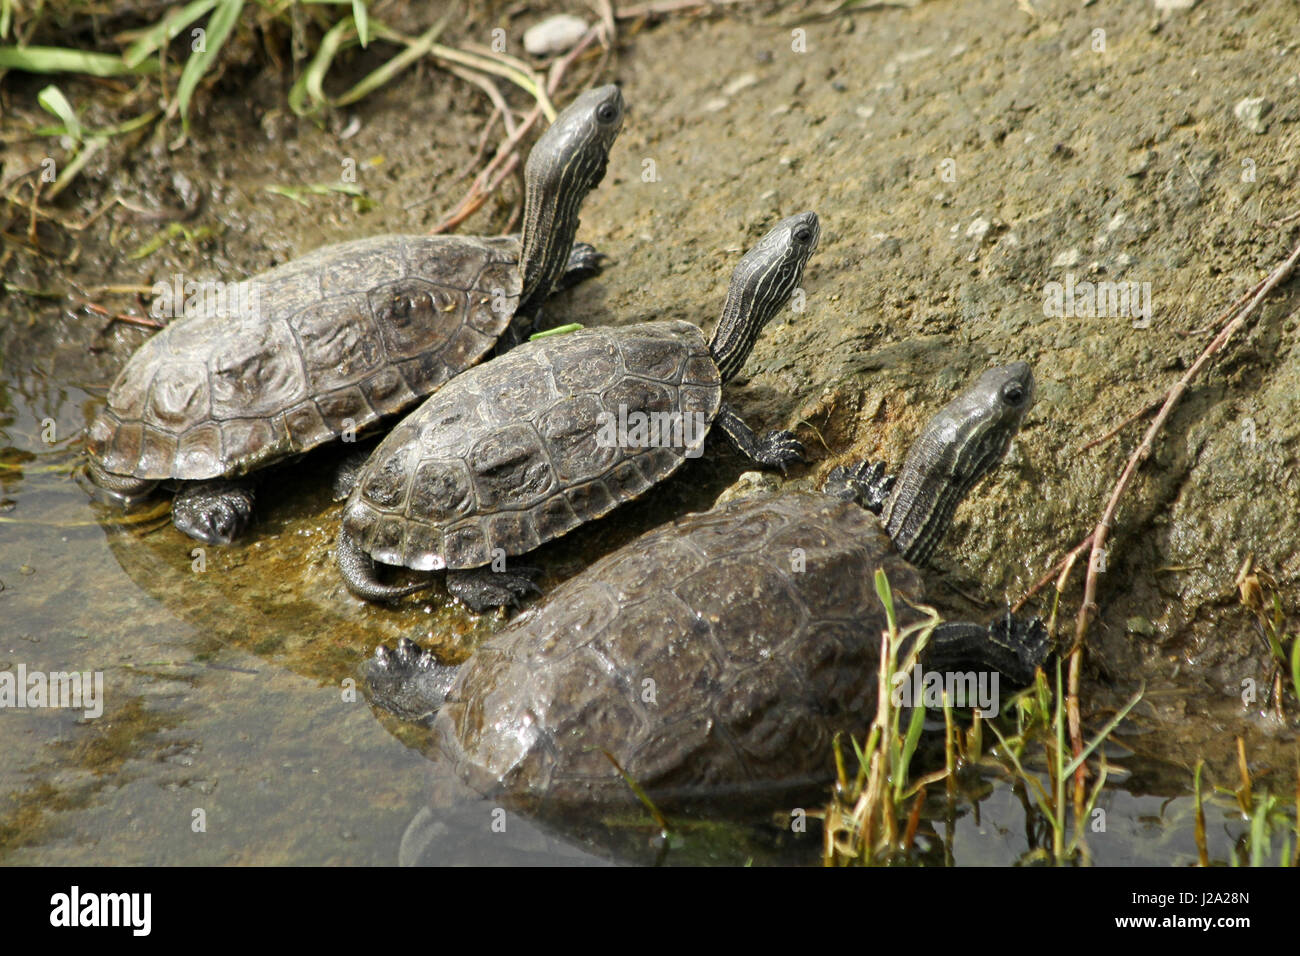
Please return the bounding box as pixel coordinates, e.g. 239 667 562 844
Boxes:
85 235 522 480
341 319 723 571
431 491 923 810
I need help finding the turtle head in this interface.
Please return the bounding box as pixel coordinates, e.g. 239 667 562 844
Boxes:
518 85 625 309
882 361 1035 566
710 211 820 383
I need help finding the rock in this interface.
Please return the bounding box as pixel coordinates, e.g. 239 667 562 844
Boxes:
966 217 992 241
1233 97 1272 135
1153 0 1197 10
715 471 782 506
1051 248 1083 268
723 73 759 96
523 14 589 57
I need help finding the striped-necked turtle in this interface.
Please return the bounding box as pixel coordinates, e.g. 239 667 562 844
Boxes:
81 85 625 544
336 212 821 610
364 362 1048 810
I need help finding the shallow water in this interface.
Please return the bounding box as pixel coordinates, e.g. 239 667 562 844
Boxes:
0 359 1288 866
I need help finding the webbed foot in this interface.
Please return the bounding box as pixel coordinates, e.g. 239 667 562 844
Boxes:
172 480 256 545
823 460 895 514
750 429 805 475
446 565 541 613
365 636 458 723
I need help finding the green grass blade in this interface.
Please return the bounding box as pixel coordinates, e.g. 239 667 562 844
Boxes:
1 0 12 40
352 0 370 47
124 0 219 69
0 45 156 77
1061 684 1144 779
332 16 448 107
176 0 245 132
529 323 583 340
46 136 106 200
1290 634 1299 697
37 85 81 142
289 15 355 116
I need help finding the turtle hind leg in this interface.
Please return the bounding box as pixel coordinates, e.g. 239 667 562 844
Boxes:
365 637 459 723
331 445 374 501
714 403 805 475
172 479 256 545
78 461 159 508
446 565 541 613
336 526 434 602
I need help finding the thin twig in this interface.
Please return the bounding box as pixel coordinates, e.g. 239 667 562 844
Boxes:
1012 531 1095 614
1075 237 1300 648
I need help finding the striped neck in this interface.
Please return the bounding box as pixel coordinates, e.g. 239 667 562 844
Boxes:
708 220 814 382
881 420 1012 566
881 363 1035 566
516 159 596 319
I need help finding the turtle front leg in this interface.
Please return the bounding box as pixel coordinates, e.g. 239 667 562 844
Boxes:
365 637 459 723
446 565 541 613
922 613 1052 688
822 460 895 515
714 403 805 475
172 479 257 545
551 241 605 292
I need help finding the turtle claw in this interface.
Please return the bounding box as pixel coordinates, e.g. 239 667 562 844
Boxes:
446 565 542 613
172 480 256 545
989 611 1052 686
752 429 805 475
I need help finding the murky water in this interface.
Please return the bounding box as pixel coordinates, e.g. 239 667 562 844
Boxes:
0 348 1287 866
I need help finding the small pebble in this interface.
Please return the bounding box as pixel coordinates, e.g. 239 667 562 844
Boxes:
1233 97 1272 135
523 14 588 57
723 73 759 97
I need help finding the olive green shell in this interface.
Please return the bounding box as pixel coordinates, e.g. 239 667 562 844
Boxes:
85 235 522 480
432 491 922 809
341 320 722 571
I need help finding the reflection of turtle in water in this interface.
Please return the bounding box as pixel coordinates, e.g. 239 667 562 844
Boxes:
80 86 626 545
336 212 820 611
366 362 1050 817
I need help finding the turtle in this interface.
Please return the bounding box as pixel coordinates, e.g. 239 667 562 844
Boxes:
362 361 1049 813
80 84 626 545
336 211 822 611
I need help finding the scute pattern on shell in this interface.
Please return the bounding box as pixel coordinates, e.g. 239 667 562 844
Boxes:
85 235 521 480
433 492 924 808
341 320 723 570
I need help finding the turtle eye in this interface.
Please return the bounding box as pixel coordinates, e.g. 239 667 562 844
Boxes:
1001 381 1025 405
793 226 812 243
596 102 619 124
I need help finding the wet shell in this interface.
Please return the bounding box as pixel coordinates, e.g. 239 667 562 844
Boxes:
433 491 922 808
342 319 723 570
85 235 522 480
